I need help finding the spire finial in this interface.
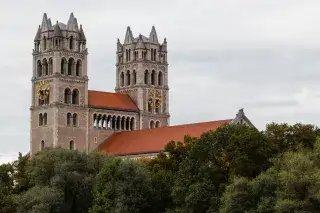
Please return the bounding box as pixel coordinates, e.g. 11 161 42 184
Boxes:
149 25 158 43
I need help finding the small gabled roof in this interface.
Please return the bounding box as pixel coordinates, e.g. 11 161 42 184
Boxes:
135 34 146 49
88 90 139 112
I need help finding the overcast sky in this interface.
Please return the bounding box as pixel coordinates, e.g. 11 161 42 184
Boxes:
1 0 320 163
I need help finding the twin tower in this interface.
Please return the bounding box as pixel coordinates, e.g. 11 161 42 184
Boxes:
30 13 169 156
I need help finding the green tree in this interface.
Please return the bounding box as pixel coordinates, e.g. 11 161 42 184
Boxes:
90 159 155 213
17 148 109 213
12 152 30 193
0 163 16 213
16 186 63 213
265 123 320 153
146 152 175 212
169 124 273 213
220 140 320 213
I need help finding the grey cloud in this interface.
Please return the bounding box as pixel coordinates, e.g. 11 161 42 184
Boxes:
1 0 320 161
244 99 298 108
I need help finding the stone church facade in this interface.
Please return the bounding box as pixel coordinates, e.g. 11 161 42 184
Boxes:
29 13 253 158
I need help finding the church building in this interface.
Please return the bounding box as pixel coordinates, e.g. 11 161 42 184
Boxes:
29 13 254 159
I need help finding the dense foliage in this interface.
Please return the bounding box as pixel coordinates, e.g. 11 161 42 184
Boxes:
1 123 320 213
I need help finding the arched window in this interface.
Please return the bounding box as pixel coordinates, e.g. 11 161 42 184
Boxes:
126 49 128 62
69 140 75 150
61 58 67 74
151 70 156 85
37 60 42 77
150 120 155 129
130 117 135 130
156 121 160 128
116 116 121 130
125 117 130 130
72 89 79 105
69 36 73 50
158 71 163 86
43 113 47 125
155 100 161 113
67 113 72 126
128 49 131 61
42 59 48 76
93 114 97 128
134 51 137 61
148 98 153 112
133 70 137 85
68 58 74 75
126 70 131 86
73 113 77 126
151 49 154 61
48 58 53 75
112 115 116 129
120 116 125 130
64 88 71 104
43 36 47 50
39 113 43 126
120 72 124 87
144 70 149 84
154 49 157 61
76 60 82 76
40 140 45 151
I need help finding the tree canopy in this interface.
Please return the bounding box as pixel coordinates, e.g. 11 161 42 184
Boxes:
1 123 320 213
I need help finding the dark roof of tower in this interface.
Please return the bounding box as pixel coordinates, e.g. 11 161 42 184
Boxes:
149 26 159 43
79 25 86 41
135 34 146 49
133 35 149 42
34 25 41 41
53 21 63 37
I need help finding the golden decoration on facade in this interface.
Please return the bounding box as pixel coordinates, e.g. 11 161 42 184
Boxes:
148 89 162 108
37 80 50 100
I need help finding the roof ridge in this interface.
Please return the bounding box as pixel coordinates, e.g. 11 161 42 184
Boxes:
88 90 129 96
113 119 233 135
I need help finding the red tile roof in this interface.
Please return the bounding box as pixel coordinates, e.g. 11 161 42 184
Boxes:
88 90 139 112
98 119 233 155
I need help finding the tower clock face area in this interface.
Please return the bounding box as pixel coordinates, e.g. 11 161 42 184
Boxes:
148 89 162 108
37 80 50 100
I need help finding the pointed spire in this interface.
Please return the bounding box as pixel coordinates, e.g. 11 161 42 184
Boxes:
149 26 158 43
53 21 63 37
41 13 49 32
124 26 134 44
34 25 41 41
74 18 79 31
79 24 86 41
136 34 146 49
117 38 123 52
47 18 52 29
236 108 245 117
67 12 79 31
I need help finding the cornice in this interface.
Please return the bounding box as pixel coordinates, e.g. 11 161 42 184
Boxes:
31 74 88 83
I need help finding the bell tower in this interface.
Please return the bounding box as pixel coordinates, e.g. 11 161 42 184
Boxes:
30 13 89 157
115 26 170 129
